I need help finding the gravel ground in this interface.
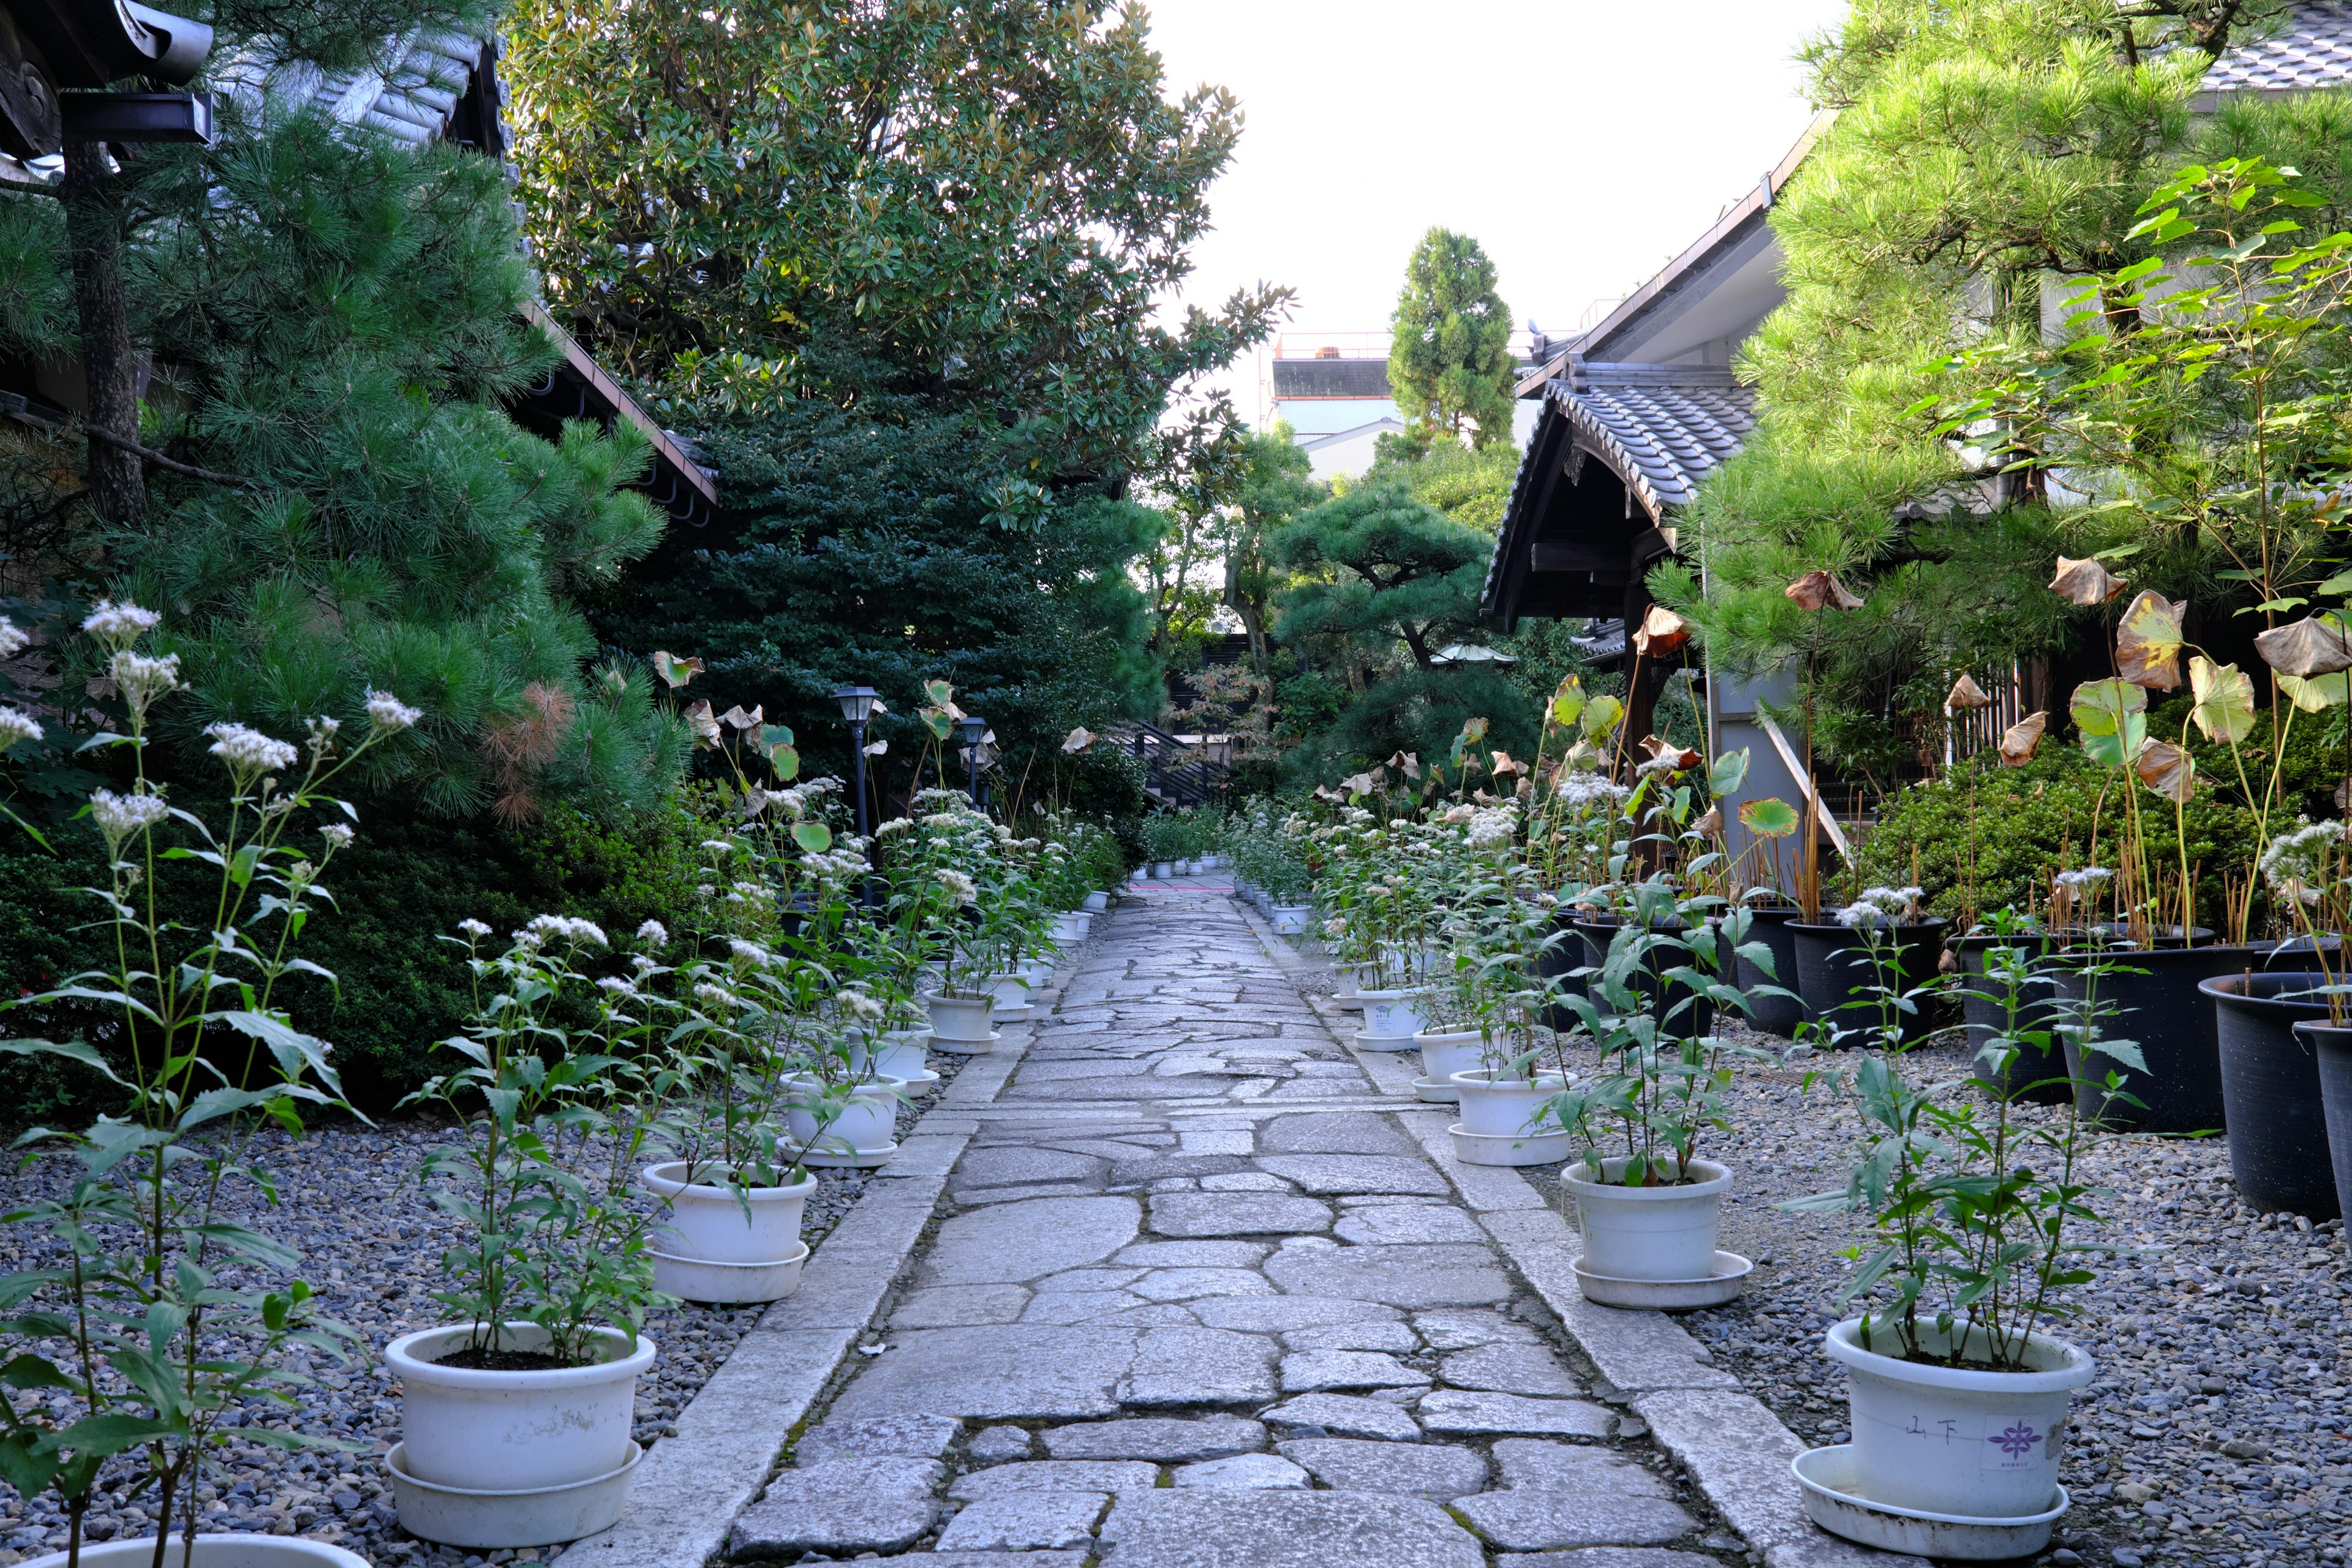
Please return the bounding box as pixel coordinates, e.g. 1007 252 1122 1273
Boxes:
0 1053 968 1567
1527 1022 2352 1568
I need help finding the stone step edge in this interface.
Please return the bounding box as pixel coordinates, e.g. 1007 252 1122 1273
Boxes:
551 947 1080 1568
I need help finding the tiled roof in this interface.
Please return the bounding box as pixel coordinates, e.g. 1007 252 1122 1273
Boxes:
1546 364 1756 517
2203 2 2352 92
219 31 488 148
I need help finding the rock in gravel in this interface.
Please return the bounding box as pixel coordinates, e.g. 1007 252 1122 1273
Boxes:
1096 1487 1485 1568
1416 1390 1615 1437
1044 1416 1266 1461
1277 1438 1489 1499
793 1412 962 1466
931 1490 1107 1551
1172 1453 1310 1489
1259 1392 1422 1441
949 1460 1161 1499
727 1456 945 1558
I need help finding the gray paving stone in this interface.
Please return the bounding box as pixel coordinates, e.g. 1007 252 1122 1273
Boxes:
896 1556 1088 1568
891 1284 1030 1327
950 1460 1163 1499
1193 1295 1404 1331
1276 1438 1488 1499
1096 1487 1484 1568
1629 1387 1895 1568
1036 1266 1148 1292
1453 1489 1698 1552
1120 1324 1279 1406
1262 1243 1512 1307
727 1457 944 1559
954 1145 1110 1189
933 1490 1107 1550
1148 1191 1334 1237
1414 1308 1541 1349
1280 1320 1417 1355
1256 1111 1414 1155
1257 1392 1421 1441
954 1180 1106 1205
1115 1240 1271 1268
1441 1343 1585 1397
1279 1349 1431 1392
1198 1172 1294 1191
826 1326 1135 1420
1172 1453 1310 1489
1495 1553 1727 1568
1416 1390 1615 1437
967 1424 1035 1463
1335 1204 1490 1244
793 1413 962 1468
1110 1155 1256 1183
921 1196 1140 1284
1491 1439 1672 1494
1130 1267 1276 1302
1254 1155 1452 1196
1043 1416 1267 1461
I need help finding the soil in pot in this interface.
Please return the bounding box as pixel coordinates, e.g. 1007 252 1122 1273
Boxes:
1950 933 2070 1106
2201 971 2341 1219
434 1346 577 1372
2046 941 2282 1134
1790 919 1949 1044
1733 905 1803 1037
2296 1018 2352 1224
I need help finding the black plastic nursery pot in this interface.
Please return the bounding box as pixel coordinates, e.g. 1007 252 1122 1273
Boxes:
1534 905 1588 1030
2291 1019 2352 1227
1948 933 2071 1106
2048 943 2261 1135
1788 919 1949 1044
1572 916 1715 1038
1733 905 1804 1038
2199 972 2342 1220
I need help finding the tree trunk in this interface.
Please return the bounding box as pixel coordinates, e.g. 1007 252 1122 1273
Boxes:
63 139 145 525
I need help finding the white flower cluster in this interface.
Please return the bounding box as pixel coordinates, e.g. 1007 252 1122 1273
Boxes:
1554 769 1629 808
0 616 26 660
90 786 170 838
693 981 737 1011
803 845 868 884
2260 820 2347 905
876 818 915 839
636 919 668 948
938 869 978 905
1833 885 1925 929
318 823 355 851
728 938 774 966
81 600 160 644
518 913 608 948
111 650 181 712
839 989 884 1020
2053 867 2113 889
458 918 493 938
0 706 40 747
366 690 421 731
1463 804 1518 850
596 976 638 997
205 722 299 775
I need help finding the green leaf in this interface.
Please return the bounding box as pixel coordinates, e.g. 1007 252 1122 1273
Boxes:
2188 657 2258 744
2068 678 2147 769
791 821 833 853
2278 671 2351 712
0 1037 127 1086
1708 748 1749 797
1737 797 1801 838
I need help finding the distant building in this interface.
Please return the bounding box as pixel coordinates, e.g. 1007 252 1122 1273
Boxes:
1259 332 1544 480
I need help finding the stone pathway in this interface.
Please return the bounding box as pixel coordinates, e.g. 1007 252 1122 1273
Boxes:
722 888 1750 1568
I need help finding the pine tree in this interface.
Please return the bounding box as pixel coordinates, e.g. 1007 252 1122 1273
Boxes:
1387 228 1517 448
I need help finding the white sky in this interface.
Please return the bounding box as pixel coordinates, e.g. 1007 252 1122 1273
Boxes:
1142 0 1853 426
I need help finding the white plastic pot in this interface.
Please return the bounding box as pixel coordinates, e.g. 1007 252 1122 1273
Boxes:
1153 859 1175 878
641 1162 813 1264
924 989 999 1047
1450 1068 1570 1137
1018 956 1054 987
850 1026 932 1082
25 1538 372 1568
1565 1156 1732 1283
1823 1317 2095 1521
1082 890 1109 913
1268 903 1311 935
1357 987 1429 1041
786 1073 904 1152
1415 1029 1486 1090
987 971 1033 1019
385 1322 655 1547
1049 911 1092 943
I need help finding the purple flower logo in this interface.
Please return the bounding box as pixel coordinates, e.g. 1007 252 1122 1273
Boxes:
1992 1422 2042 1460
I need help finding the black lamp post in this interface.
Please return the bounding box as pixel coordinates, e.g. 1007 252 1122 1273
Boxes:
956 714 989 808
833 685 880 905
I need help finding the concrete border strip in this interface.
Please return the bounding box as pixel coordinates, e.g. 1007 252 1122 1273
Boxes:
552 935 1085 1568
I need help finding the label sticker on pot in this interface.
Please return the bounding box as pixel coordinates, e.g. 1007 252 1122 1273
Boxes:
1981 1414 2051 1471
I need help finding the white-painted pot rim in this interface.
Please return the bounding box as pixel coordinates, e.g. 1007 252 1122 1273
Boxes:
639 1163 816 1203
1449 1068 1572 1089
385 1323 656 1392
1566 1156 1733 1200
1412 1028 1485 1047
1823 1317 2095 1393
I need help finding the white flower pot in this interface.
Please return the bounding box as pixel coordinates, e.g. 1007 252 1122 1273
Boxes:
26 1538 371 1568
1153 859 1175 878
786 1074 905 1151
1019 956 1054 987
639 1162 813 1305
1268 903 1311 935
385 1322 655 1547
1415 1029 1486 1089
1356 987 1428 1041
850 1026 932 1082
1565 1156 1732 1283
924 989 1000 1049
1823 1317 2095 1521
1082 890 1109 913
1450 1067 1570 1137
987 970 1034 1019
1050 911 1091 943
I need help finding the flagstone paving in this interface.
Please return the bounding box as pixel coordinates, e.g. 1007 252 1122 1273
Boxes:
724 887 1746 1568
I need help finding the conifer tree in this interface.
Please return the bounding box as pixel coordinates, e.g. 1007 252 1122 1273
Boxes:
1387 228 1517 448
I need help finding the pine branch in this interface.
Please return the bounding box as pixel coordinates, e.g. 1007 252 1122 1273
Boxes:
0 394 262 489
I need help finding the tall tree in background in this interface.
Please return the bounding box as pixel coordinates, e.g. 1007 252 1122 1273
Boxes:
1387 227 1516 448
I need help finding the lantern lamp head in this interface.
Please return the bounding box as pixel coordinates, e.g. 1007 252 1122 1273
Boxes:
832 685 880 725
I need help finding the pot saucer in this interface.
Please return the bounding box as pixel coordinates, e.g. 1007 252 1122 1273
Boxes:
388 1439 644 1549
930 1032 1001 1054
1446 1123 1572 1166
1412 1076 1460 1103
894 1066 941 1085
1792 1445 2068 1560
1570 1249 1752 1310
798 1139 899 1169
992 1003 1035 1021
1351 1030 1418 1052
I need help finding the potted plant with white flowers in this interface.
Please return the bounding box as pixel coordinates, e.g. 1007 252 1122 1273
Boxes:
391 917 680 1549
1777 913 2116 1556
0 603 409 1568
